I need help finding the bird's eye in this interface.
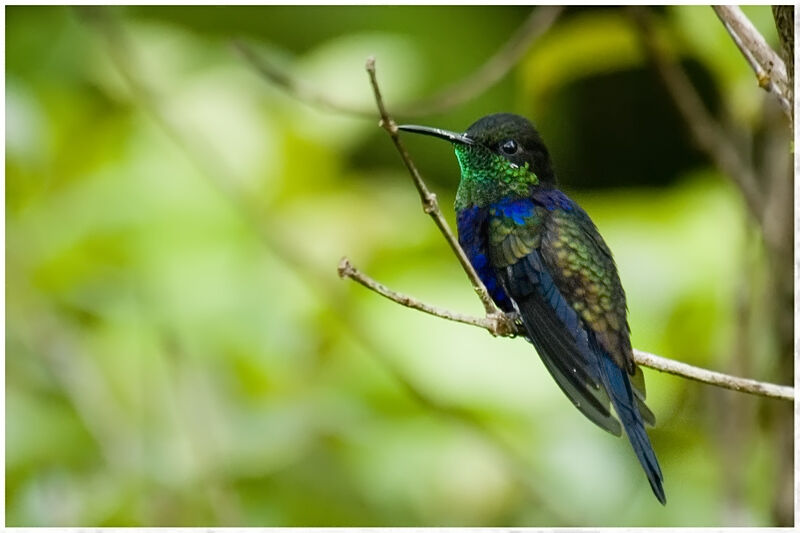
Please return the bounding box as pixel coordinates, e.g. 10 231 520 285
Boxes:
500 139 519 155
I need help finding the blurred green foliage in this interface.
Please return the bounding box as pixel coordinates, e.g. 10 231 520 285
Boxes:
5 5 791 526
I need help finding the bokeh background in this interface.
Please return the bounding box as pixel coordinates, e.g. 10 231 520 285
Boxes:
5 5 794 527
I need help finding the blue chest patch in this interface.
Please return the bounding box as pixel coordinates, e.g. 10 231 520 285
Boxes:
456 206 512 309
489 198 535 225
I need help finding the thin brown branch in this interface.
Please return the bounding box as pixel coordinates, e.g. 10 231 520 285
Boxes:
365 57 503 320
633 349 792 402
629 6 764 223
339 256 794 402
712 6 792 120
338 257 517 336
233 6 561 118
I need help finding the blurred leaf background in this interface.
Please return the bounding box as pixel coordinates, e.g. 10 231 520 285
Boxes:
5 5 793 527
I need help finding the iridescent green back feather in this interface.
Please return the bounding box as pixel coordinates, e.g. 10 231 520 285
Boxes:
540 208 634 373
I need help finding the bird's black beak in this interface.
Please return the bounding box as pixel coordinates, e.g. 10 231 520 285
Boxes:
397 124 473 146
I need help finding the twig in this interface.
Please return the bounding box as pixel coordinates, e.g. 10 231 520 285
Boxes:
629 6 764 223
632 350 792 402
338 256 794 402
233 6 561 118
365 57 511 327
393 5 562 117
712 6 792 121
338 257 514 333
232 39 374 118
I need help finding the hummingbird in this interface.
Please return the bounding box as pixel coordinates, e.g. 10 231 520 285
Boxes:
398 113 666 505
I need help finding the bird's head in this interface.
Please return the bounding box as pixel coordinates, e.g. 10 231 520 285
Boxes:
399 113 556 207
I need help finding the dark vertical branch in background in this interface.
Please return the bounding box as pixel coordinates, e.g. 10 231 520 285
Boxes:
715 227 756 526
771 6 794 108
761 106 794 528
760 9 794 526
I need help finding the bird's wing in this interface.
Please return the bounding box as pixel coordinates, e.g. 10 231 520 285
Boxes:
538 203 655 426
487 199 622 436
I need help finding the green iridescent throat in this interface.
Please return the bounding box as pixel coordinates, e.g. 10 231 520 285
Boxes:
453 145 540 209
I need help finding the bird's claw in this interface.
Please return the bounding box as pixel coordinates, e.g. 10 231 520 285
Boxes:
488 311 520 337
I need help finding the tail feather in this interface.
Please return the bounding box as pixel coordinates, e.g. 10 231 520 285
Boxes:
599 353 666 505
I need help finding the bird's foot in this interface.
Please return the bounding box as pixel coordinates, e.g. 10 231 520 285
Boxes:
487 311 521 337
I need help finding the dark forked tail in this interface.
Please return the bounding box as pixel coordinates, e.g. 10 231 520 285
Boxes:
599 352 666 505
